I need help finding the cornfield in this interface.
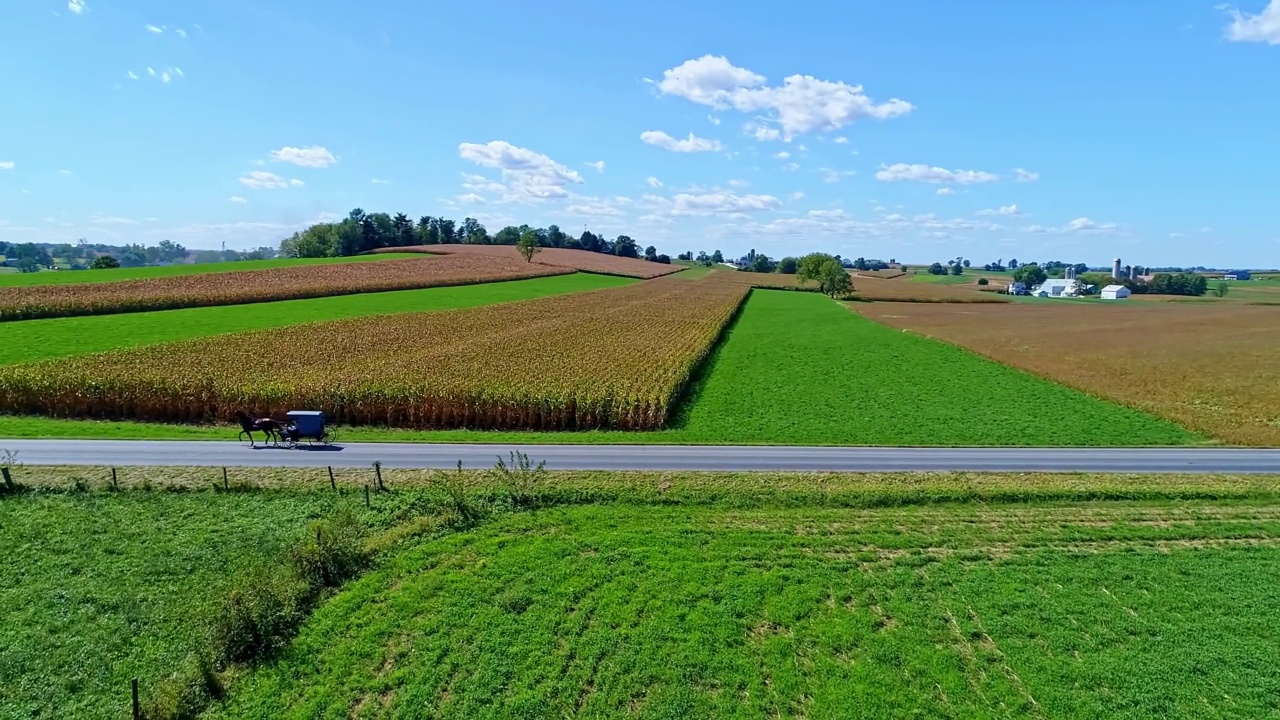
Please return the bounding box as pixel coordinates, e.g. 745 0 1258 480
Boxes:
0 255 571 321
379 244 685 279
0 277 750 430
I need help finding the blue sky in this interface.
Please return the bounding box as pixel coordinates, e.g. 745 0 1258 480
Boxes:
2 0 1278 267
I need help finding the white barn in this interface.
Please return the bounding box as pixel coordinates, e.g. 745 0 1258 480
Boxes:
1101 284 1131 300
1032 279 1087 298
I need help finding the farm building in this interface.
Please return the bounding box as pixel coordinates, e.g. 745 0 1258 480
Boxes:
1224 270 1252 281
1101 284 1131 300
1032 279 1089 298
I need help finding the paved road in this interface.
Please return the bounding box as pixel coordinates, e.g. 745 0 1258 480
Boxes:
3 440 1280 473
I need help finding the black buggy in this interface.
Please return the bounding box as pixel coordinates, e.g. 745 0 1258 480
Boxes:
280 410 335 448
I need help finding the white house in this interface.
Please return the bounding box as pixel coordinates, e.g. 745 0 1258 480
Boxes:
1101 284 1131 300
1032 279 1086 298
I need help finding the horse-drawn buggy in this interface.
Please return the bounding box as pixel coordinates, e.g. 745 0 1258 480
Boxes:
235 409 335 448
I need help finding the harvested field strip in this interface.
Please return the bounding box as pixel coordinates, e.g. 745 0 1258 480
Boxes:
379 244 684 279
0 255 571 321
850 275 1010 303
856 301 1280 446
0 253 421 288
0 277 749 430
0 274 633 366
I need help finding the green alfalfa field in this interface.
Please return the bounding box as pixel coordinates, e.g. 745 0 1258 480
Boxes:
7 467 1277 719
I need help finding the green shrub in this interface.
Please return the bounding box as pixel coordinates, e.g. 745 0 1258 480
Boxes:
490 451 549 509
977 277 989 286
431 461 488 527
208 564 307 665
140 652 225 720
289 506 369 591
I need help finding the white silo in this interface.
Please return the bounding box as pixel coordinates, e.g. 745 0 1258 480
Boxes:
1112 258 1122 279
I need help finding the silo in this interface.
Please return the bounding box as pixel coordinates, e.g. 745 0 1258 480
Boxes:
1112 258 1122 279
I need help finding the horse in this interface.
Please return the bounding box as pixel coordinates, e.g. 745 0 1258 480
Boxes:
233 410 284 447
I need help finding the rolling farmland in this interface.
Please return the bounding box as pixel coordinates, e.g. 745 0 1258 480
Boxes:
0 277 748 430
0 255 570 321
857 301 1280 446
380 244 686 279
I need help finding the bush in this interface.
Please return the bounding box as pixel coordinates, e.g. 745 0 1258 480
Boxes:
140 653 224 720
90 256 120 270
288 505 369 591
490 451 549 510
431 461 488 526
977 277 989 286
208 564 308 665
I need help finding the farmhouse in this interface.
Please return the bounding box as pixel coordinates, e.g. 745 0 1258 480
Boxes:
1032 279 1087 298
1101 284 1131 300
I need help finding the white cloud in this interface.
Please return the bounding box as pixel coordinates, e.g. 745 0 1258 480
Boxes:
820 168 855 183
147 67 156 77
653 54 913 140
747 124 782 142
238 171 302 189
160 70 172 84
127 71 139 80
1224 0 1280 43
834 136 849 144
0 161 14 170
228 195 247 203
174 67 184 77
875 163 999 185
790 191 805 200
57 169 73 175
662 190 782 216
455 193 485 204
728 179 749 188
176 28 187 39
289 178 304 187
640 130 722 153
773 151 791 159
458 140 583 201
976 204 1024 217
92 215 140 225
646 176 664 188
565 198 625 217
270 145 337 168
371 178 390 185
584 160 606 173
145 24 164 34
1061 217 1120 234
783 162 800 172
1014 168 1040 182
708 115 721 126
68 0 87 14
936 187 955 195
461 173 506 194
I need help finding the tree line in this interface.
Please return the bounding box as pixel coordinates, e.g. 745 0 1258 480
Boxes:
0 239 278 273
279 209 673 263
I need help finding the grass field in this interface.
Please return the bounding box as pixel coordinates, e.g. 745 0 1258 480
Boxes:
383 244 685 279
0 488 353 720
856 301 1280 446
0 289 1199 446
0 273 631 366
0 254 420 287
211 481 1280 719
7 468 1280 719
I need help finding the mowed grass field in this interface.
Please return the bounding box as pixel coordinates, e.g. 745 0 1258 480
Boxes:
856 301 1280 446
0 253 421 287
0 288 1197 445
8 468 1280 719
0 273 631 366
216 483 1280 719
0 487 352 720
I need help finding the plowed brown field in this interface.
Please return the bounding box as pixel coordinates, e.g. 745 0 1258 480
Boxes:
380 244 684 279
0 255 570 321
856 301 1280 445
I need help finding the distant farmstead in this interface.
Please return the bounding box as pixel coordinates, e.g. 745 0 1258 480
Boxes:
1101 284 1131 300
1224 270 1252 281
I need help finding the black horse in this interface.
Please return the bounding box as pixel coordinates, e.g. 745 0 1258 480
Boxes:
233 410 283 447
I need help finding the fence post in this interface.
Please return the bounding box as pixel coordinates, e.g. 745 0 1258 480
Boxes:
374 461 384 492
2 466 12 488
222 467 229 492
110 467 117 490
328 466 336 491
131 678 140 720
